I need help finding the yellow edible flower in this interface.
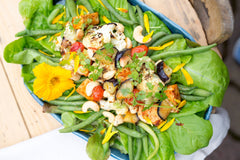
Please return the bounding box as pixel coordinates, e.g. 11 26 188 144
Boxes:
172 63 186 73
157 120 167 129
116 8 128 13
36 35 47 41
38 50 53 57
144 13 150 33
33 63 75 101
160 118 175 132
98 0 107 9
52 11 65 24
177 100 187 109
149 41 174 51
181 68 194 85
74 111 92 114
102 124 118 144
143 30 154 43
102 16 111 24
77 5 89 16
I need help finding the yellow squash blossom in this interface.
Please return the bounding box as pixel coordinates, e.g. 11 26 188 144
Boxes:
33 63 75 101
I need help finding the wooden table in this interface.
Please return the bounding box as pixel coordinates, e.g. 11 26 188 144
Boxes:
0 0 208 149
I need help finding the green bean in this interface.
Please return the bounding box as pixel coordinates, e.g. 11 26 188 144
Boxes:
136 5 144 29
42 103 64 114
57 94 85 101
47 6 63 25
59 110 104 133
47 100 86 106
134 127 143 160
150 43 217 61
66 0 77 17
75 77 87 84
128 3 138 23
65 0 71 18
138 122 159 160
140 127 148 157
181 89 212 97
180 94 206 101
145 32 168 47
15 29 62 37
58 106 82 111
101 0 136 25
177 84 197 91
148 34 183 55
128 124 134 160
79 0 94 13
116 124 145 138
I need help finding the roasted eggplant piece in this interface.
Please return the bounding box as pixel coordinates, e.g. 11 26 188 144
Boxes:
94 47 119 65
115 49 132 68
156 60 172 84
116 79 133 99
106 78 119 86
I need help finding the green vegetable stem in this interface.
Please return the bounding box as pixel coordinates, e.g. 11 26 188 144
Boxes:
58 106 82 111
60 110 104 133
140 127 149 157
128 124 134 160
56 94 85 101
150 43 217 61
100 0 136 25
116 124 145 138
66 0 77 17
79 0 94 13
180 94 206 101
138 122 159 160
134 126 143 160
47 100 86 106
15 29 62 37
145 32 168 47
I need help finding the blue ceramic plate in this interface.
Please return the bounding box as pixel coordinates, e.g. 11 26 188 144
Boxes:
26 0 213 159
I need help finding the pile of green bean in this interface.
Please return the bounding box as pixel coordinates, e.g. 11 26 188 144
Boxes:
178 84 212 101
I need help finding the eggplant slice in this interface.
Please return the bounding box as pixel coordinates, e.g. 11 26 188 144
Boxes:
115 49 131 68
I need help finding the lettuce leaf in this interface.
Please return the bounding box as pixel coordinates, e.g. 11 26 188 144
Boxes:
176 50 229 107
4 37 58 66
86 132 110 160
167 114 213 154
19 0 54 30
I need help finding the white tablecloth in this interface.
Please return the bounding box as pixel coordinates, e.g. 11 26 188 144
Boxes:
0 108 230 160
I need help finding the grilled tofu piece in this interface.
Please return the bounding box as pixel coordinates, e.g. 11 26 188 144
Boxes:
72 12 99 29
164 84 181 105
138 105 162 126
76 79 94 101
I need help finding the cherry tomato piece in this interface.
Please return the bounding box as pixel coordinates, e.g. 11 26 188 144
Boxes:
70 42 85 52
131 45 148 57
124 89 144 106
92 85 104 101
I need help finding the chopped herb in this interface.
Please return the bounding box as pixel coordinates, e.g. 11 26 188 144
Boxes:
136 90 146 100
104 43 114 54
146 82 154 90
120 88 131 97
128 70 139 81
104 56 112 62
96 49 103 55
73 18 81 25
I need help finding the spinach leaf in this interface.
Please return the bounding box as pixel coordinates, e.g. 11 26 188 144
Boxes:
22 62 39 91
4 37 58 66
86 132 110 160
167 114 213 154
61 112 76 127
144 11 171 35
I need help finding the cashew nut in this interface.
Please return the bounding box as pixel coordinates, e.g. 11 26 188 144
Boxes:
115 23 125 33
82 101 100 112
133 26 151 44
114 115 124 126
103 70 116 80
120 55 132 68
100 100 114 110
125 37 132 49
71 72 81 81
76 29 84 40
86 81 100 96
103 111 124 126
103 111 115 124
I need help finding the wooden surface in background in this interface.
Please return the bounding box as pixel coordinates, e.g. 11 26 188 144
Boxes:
0 0 208 148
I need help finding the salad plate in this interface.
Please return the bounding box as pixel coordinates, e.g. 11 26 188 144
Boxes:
25 0 212 159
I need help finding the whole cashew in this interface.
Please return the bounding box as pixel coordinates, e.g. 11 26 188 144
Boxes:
82 101 100 112
133 26 151 44
103 111 115 124
86 81 100 96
